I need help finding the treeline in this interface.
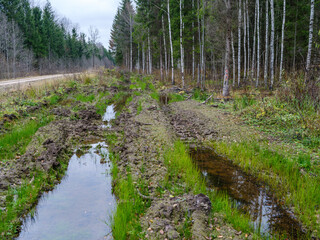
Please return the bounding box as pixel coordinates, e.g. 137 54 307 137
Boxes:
0 0 113 79
110 0 319 95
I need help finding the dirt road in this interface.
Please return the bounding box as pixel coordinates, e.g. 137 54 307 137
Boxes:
0 73 77 92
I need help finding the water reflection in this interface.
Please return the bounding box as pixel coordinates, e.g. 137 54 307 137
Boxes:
17 142 115 240
190 147 308 239
103 105 116 128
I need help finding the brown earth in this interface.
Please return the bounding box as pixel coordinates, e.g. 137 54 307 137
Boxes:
111 94 253 239
0 106 102 209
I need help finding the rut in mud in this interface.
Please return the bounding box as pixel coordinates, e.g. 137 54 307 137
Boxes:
190 147 308 239
17 142 115 240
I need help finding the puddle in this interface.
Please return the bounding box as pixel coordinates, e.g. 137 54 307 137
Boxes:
17 105 117 240
103 105 116 128
190 147 309 239
16 142 115 240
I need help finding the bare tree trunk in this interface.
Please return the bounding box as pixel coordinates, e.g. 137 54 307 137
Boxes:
292 6 297 71
142 41 145 74
223 35 230 97
201 0 205 89
160 38 163 81
192 0 195 81
243 1 247 82
306 0 314 73
237 0 242 86
180 0 185 88
264 0 269 88
256 0 260 87
197 0 202 88
148 28 152 74
270 0 275 89
5 23 10 79
246 0 250 78
138 43 140 73
130 14 133 72
279 0 286 82
162 15 168 78
167 0 175 84
251 0 257 80
231 32 236 87
211 50 216 80
223 0 231 97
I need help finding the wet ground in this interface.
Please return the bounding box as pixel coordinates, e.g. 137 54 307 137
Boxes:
15 105 117 240
190 147 309 239
16 142 115 240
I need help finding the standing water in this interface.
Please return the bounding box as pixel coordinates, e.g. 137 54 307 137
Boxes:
190 147 309 239
103 105 116 128
17 106 117 240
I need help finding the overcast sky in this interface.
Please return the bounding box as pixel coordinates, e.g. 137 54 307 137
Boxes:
48 0 122 48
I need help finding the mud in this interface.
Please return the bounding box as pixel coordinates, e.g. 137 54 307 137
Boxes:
17 142 115 240
190 147 309 239
111 96 218 239
0 105 101 208
165 102 217 142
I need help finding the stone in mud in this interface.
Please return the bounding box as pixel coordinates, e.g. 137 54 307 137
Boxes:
167 229 180 239
190 193 212 214
159 204 174 218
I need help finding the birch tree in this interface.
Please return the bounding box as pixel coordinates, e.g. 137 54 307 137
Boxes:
162 15 168 77
306 0 314 73
270 0 275 89
237 0 242 86
223 0 231 97
231 32 236 86
264 0 269 88
197 0 202 87
167 0 174 85
256 0 260 87
251 0 257 80
192 0 195 81
279 0 286 82
243 1 247 82
180 0 185 88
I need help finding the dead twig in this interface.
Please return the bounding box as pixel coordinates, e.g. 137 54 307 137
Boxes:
201 94 214 105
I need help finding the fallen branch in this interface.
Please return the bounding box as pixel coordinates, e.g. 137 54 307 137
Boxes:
185 94 193 100
201 94 214 104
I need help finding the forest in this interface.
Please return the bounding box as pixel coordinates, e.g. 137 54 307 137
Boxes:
0 0 320 239
110 0 320 96
0 0 113 79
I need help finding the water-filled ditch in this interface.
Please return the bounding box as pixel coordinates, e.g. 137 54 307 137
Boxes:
190 147 309 239
16 106 116 240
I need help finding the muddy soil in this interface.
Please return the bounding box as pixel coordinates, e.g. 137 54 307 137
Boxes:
111 95 248 239
0 105 104 212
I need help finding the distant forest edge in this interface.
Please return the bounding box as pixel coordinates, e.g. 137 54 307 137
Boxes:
0 0 114 80
109 0 320 95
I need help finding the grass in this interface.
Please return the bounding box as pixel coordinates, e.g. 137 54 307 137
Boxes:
193 88 208 101
214 140 320 233
150 92 160 101
164 141 257 237
0 157 69 238
0 115 53 160
110 153 149 240
76 93 95 103
137 100 143 115
232 93 320 150
168 93 185 103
